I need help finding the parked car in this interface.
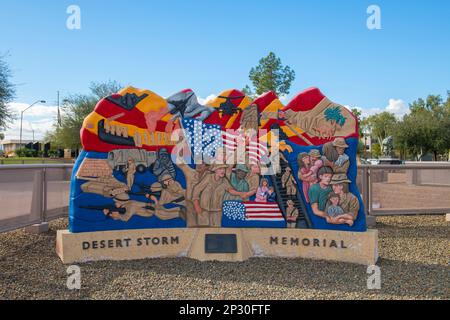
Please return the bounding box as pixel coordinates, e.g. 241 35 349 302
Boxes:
378 158 404 165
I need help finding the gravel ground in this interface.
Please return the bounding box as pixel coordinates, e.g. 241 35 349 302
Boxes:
0 216 448 300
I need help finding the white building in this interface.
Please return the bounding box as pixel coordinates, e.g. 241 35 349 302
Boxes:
0 139 34 155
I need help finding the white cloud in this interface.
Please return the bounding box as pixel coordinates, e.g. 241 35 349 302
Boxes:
2 102 58 140
353 98 409 118
386 99 408 116
7 102 58 118
198 94 217 105
278 94 289 102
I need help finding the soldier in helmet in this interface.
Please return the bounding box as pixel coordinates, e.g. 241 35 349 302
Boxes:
192 164 248 227
106 188 185 222
285 200 299 228
105 192 155 222
322 137 350 174
146 173 186 207
281 167 297 197
152 148 175 180
223 164 251 202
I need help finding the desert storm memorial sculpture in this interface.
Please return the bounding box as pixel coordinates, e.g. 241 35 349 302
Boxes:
56 86 378 265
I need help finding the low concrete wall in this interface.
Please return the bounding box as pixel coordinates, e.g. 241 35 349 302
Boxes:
406 168 450 186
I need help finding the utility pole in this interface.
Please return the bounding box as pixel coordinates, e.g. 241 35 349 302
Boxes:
57 91 62 127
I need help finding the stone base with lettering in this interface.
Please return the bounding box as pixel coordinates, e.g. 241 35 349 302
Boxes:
56 228 379 265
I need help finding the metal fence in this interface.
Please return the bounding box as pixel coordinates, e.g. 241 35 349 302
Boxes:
0 163 449 233
358 163 450 216
0 164 73 233
0 158 75 165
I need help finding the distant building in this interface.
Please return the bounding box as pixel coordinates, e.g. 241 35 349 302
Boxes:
360 134 372 153
0 139 34 155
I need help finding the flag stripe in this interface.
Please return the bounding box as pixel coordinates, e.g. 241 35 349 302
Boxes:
244 203 280 207
245 209 281 212
247 218 285 221
243 201 284 220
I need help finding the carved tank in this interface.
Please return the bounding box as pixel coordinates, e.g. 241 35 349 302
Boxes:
79 176 128 198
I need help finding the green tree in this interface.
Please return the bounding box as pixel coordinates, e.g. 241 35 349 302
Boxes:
247 52 295 96
394 93 450 161
371 143 381 158
0 54 16 131
351 108 364 138
45 81 122 149
241 85 255 99
350 108 366 156
366 112 397 147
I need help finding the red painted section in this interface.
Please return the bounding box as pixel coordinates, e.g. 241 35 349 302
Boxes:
254 91 282 132
80 88 359 153
284 87 326 112
228 89 245 107
81 96 175 152
253 91 278 112
155 120 169 132
94 99 148 129
203 89 246 129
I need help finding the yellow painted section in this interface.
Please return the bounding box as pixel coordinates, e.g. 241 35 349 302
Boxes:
225 96 252 128
260 98 284 127
207 90 234 108
81 86 180 147
118 86 168 114
282 124 304 137
82 111 176 146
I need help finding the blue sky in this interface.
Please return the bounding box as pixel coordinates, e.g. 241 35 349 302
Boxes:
1 0 449 139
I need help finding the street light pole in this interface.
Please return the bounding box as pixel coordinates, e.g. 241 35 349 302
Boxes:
30 123 35 143
19 100 46 149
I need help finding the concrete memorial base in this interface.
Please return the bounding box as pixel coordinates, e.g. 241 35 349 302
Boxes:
56 228 379 266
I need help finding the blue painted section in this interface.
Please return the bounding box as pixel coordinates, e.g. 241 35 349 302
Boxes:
69 138 366 233
69 150 186 233
285 137 367 232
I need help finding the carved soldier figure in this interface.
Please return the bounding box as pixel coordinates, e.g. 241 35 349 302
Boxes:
327 174 359 226
147 174 186 207
240 103 259 134
223 164 251 202
281 167 297 197
323 138 350 174
285 200 299 228
152 148 176 179
192 164 247 227
178 163 211 227
126 158 136 190
246 164 261 199
106 188 186 223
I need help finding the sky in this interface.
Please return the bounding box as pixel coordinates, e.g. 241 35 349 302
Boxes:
1 0 449 140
